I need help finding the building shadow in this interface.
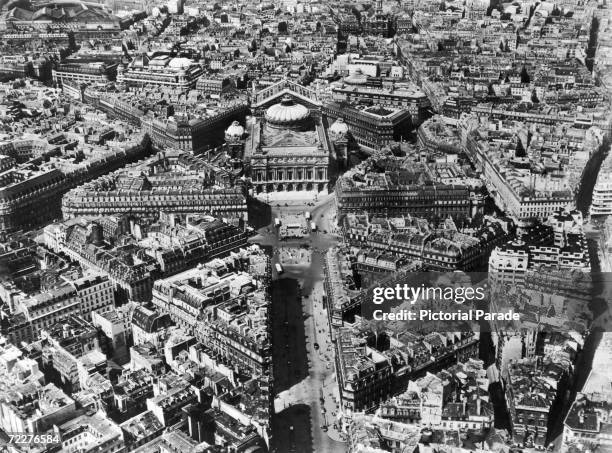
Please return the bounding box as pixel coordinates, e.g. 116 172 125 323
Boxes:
248 196 272 229
271 404 314 453
271 277 309 394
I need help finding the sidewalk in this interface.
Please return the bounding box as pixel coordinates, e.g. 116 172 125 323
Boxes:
310 281 346 444
321 372 346 443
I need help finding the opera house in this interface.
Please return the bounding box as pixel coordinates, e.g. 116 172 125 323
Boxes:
226 91 352 197
243 95 331 195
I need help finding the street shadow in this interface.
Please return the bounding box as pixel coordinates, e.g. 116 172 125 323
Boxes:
248 196 272 229
272 277 310 393
272 404 314 453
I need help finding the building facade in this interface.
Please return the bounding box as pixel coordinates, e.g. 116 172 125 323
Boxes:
243 94 331 195
61 150 248 225
323 101 412 150
117 55 203 95
52 62 118 86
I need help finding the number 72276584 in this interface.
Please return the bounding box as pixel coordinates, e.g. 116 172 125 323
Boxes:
7 433 61 446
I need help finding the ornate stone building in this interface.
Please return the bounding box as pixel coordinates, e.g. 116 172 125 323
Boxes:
0 134 151 233
362 0 394 37
239 87 334 196
216 80 358 197
117 55 203 95
328 118 350 168
224 120 247 171
323 101 412 150
62 150 247 225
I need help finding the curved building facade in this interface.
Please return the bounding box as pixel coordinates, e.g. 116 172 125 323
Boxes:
0 135 151 233
591 153 612 216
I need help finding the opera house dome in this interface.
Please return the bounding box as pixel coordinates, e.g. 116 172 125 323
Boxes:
329 118 349 138
265 95 310 129
225 121 245 139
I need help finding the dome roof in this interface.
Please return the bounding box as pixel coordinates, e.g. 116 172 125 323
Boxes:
344 69 368 85
225 121 245 138
168 57 193 69
265 95 309 125
329 118 349 136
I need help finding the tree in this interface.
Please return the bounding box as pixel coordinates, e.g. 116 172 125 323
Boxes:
520 66 530 83
531 89 539 103
278 21 288 33
515 138 527 158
